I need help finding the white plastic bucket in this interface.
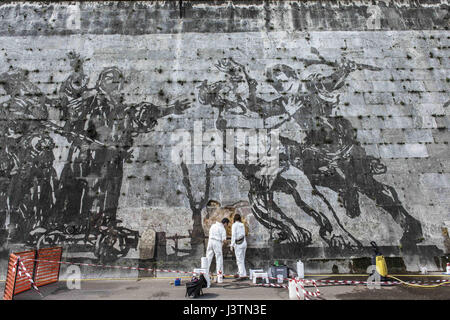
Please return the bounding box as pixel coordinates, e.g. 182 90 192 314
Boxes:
277 274 284 283
296 260 304 279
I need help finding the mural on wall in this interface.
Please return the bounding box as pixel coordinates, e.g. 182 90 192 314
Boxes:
0 44 438 262
202 200 251 259
198 50 424 252
179 160 215 257
0 51 191 262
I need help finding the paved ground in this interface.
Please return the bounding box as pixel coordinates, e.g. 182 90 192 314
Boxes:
3 273 449 300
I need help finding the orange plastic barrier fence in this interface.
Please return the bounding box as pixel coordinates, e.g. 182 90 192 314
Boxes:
3 253 20 301
3 247 62 300
34 247 63 287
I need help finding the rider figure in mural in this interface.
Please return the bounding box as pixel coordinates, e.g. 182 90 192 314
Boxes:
52 51 93 227
264 59 423 248
54 52 191 236
0 52 192 247
0 68 58 241
199 53 423 249
199 58 345 248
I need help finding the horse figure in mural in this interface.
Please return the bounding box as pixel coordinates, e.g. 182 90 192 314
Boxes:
198 51 423 250
54 52 190 229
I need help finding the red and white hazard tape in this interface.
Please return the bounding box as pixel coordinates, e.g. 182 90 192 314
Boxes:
295 281 304 300
256 283 288 288
18 258 287 281
314 279 392 285
22 258 194 275
312 278 449 286
21 258 449 288
258 277 448 286
13 260 43 297
292 278 321 300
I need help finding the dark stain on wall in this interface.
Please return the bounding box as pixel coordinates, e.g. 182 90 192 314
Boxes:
198 55 423 253
0 51 190 263
0 1 448 37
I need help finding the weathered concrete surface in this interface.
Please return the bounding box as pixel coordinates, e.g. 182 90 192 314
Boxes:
0 1 448 35
3 274 449 300
0 1 449 280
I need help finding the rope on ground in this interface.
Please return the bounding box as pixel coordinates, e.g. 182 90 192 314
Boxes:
387 275 450 288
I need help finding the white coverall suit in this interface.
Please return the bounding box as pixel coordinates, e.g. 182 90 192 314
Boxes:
231 221 247 277
206 222 227 275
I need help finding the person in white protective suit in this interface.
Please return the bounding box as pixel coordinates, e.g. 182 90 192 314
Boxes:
206 218 230 279
231 214 247 278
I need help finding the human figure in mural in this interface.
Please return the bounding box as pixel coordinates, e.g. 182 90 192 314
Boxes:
264 59 423 248
199 52 423 249
198 57 359 249
0 68 58 243
52 51 93 228
51 52 192 243
0 52 191 251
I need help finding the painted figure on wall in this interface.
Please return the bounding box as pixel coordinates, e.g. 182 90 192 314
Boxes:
0 51 191 261
198 50 423 250
0 46 426 259
54 52 190 230
0 68 59 243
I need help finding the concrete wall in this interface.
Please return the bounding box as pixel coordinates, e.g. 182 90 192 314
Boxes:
0 1 449 278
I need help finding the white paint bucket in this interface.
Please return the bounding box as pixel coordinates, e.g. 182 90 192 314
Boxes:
277 274 284 283
296 260 304 279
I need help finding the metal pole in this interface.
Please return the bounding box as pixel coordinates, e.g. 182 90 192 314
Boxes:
32 250 38 284
56 247 63 282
